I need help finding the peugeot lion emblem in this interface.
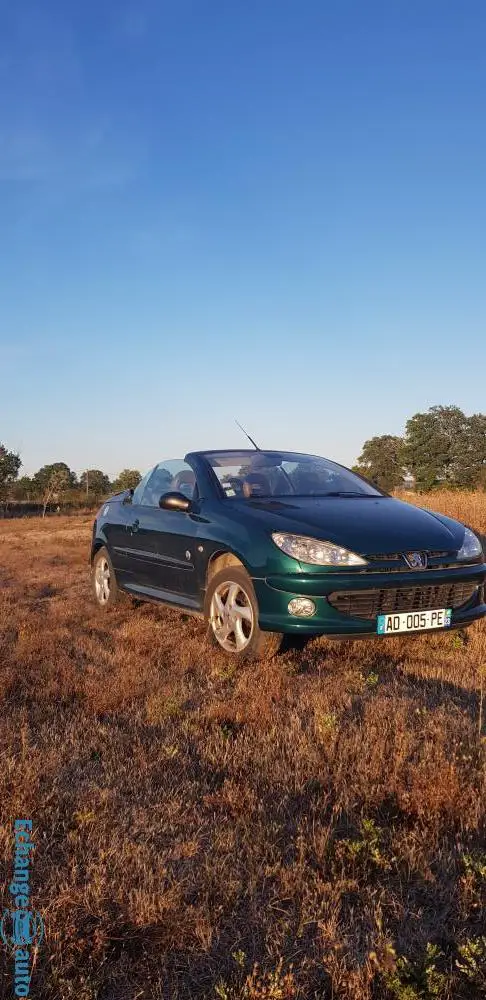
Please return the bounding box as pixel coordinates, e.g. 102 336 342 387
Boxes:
404 551 427 569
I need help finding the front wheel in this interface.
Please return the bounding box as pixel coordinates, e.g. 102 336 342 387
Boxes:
205 566 282 660
91 546 122 610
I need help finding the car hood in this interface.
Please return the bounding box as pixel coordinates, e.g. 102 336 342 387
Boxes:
230 496 465 554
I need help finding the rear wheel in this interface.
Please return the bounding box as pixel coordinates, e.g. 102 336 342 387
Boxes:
91 547 122 610
205 566 282 660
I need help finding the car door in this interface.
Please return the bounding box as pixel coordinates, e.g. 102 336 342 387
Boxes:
108 467 154 587
128 460 201 603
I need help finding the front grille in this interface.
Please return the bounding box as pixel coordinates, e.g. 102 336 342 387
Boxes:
366 553 402 562
366 551 450 562
362 550 464 573
328 581 479 620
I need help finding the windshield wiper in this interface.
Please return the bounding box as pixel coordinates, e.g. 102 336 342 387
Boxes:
244 491 378 500
318 491 376 497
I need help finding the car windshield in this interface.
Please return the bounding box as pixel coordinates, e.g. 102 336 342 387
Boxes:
203 451 383 499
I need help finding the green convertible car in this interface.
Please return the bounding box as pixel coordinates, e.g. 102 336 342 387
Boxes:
91 449 486 659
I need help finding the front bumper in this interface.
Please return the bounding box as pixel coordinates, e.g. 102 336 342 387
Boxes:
253 562 486 636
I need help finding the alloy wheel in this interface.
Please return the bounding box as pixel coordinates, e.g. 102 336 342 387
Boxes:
94 556 111 605
210 580 254 652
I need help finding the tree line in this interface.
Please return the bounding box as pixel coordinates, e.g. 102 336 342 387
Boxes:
1 405 485 514
354 405 486 492
0 450 142 516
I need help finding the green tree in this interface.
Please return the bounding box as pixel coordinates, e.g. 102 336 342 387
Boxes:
79 470 111 497
0 443 21 501
459 413 486 487
356 435 405 492
112 469 141 492
32 463 77 516
10 476 34 502
403 405 483 489
32 462 77 492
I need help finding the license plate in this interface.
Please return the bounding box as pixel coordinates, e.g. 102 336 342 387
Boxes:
377 608 452 635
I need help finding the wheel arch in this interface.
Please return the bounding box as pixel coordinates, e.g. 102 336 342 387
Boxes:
205 549 248 589
91 538 107 564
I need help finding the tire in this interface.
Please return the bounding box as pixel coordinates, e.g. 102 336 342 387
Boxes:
91 546 122 610
205 566 282 660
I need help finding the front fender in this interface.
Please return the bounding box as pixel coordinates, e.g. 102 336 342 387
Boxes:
90 521 110 563
195 503 296 583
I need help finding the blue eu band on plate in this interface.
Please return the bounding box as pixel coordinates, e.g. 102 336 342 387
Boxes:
377 609 452 635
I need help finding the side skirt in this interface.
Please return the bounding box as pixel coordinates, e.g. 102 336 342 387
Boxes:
120 581 204 617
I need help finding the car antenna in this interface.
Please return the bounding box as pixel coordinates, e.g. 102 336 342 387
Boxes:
235 419 261 450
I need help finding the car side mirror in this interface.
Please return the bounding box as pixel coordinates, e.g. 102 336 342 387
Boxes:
159 491 191 512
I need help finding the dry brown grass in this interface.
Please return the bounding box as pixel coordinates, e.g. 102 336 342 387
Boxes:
0 494 485 999
395 489 486 533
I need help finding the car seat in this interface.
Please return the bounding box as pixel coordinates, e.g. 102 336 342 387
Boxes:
173 470 196 499
242 472 271 497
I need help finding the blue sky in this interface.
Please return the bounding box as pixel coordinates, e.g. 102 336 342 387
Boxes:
1 0 485 478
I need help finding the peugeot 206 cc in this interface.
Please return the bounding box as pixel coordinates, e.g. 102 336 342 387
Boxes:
91 450 486 659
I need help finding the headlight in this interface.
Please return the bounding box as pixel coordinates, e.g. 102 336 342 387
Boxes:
272 532 367 566
457 527 483 561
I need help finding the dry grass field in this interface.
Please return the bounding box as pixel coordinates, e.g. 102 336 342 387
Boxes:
1 491 485 999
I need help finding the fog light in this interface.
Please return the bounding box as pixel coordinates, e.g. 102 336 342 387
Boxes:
288 597 316 617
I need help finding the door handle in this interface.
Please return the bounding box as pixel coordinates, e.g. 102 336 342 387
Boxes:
129 519 140 534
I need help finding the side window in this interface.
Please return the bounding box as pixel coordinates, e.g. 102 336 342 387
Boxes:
140 460 197 507
132 468 153 505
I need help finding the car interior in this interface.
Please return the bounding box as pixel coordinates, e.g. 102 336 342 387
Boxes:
172 470 197 499
212 457 361 499
139 465 197 506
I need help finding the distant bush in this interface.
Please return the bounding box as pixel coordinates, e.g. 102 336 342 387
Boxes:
0 499 101 519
